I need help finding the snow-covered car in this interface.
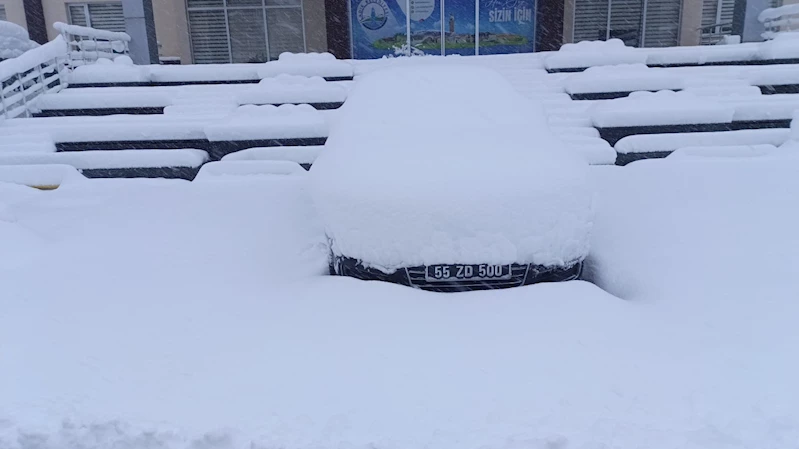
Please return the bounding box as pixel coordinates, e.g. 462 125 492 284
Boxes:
0 21 39 61
310 64 593 292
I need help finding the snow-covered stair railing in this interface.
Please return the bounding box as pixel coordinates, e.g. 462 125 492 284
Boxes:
0 36 69 120
760 4 799 39
53 22 130 68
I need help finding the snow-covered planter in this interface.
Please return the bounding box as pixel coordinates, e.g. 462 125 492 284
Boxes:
0 21 39 60
309 65 593 292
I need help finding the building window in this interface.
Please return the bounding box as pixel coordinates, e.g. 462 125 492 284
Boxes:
187 0 306 64
67 2 126 32
0 5 7 21
573 0 681 47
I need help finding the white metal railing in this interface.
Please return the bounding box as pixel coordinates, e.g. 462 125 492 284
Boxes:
0 23 131 120
0 35 69 120
53 22 131 68
759 3 799 39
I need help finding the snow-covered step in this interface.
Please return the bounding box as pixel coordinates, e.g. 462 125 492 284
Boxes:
66 53 354 88
0 164 85 189
203 105 328 160
544 40 647 73
259 53 354 81
557 135 617 165
591 91 736 145
665 144 787 160
34 75 348 116
193 160 306 181
0 149 208 180
0 110 327 159
745 65 799 94
613 128 793 165
565 64 687 100
221 146 322 169
545 38 799 74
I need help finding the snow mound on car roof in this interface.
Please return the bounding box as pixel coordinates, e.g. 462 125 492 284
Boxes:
309 64 593 271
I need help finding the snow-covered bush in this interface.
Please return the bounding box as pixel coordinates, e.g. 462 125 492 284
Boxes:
0 21 39 60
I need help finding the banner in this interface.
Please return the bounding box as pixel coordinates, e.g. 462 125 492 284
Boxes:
409 0 443 54
443 0 476 55
351 0 409 59
477 0 535 54
350 0 535 58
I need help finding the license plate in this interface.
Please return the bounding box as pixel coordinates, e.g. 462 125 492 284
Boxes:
425 264 512 282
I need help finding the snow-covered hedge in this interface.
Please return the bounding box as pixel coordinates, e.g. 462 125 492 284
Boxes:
0 21 39 60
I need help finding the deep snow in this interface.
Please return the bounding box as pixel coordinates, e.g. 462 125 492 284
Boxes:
1 154 798 449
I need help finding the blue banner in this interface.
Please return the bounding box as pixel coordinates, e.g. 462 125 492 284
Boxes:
351 0 410 59
478 0 535 54
350 0 535 58
443 0 476 55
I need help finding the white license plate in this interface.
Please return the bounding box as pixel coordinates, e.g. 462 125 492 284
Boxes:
425 264 512 282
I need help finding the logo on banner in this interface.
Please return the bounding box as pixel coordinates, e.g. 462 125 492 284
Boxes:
357 0 389 30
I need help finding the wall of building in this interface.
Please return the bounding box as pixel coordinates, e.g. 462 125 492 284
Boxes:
42 0 73 39
678 0 702 45
303 0 327 52
0 0 29 29
562 0 703 46
562 0 575 45
33 0 324 63
152 0 191 63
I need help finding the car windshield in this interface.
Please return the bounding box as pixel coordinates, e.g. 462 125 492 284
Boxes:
2 0 798 448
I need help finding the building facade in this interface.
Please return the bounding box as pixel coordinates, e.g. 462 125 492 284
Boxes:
0 0 793 63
